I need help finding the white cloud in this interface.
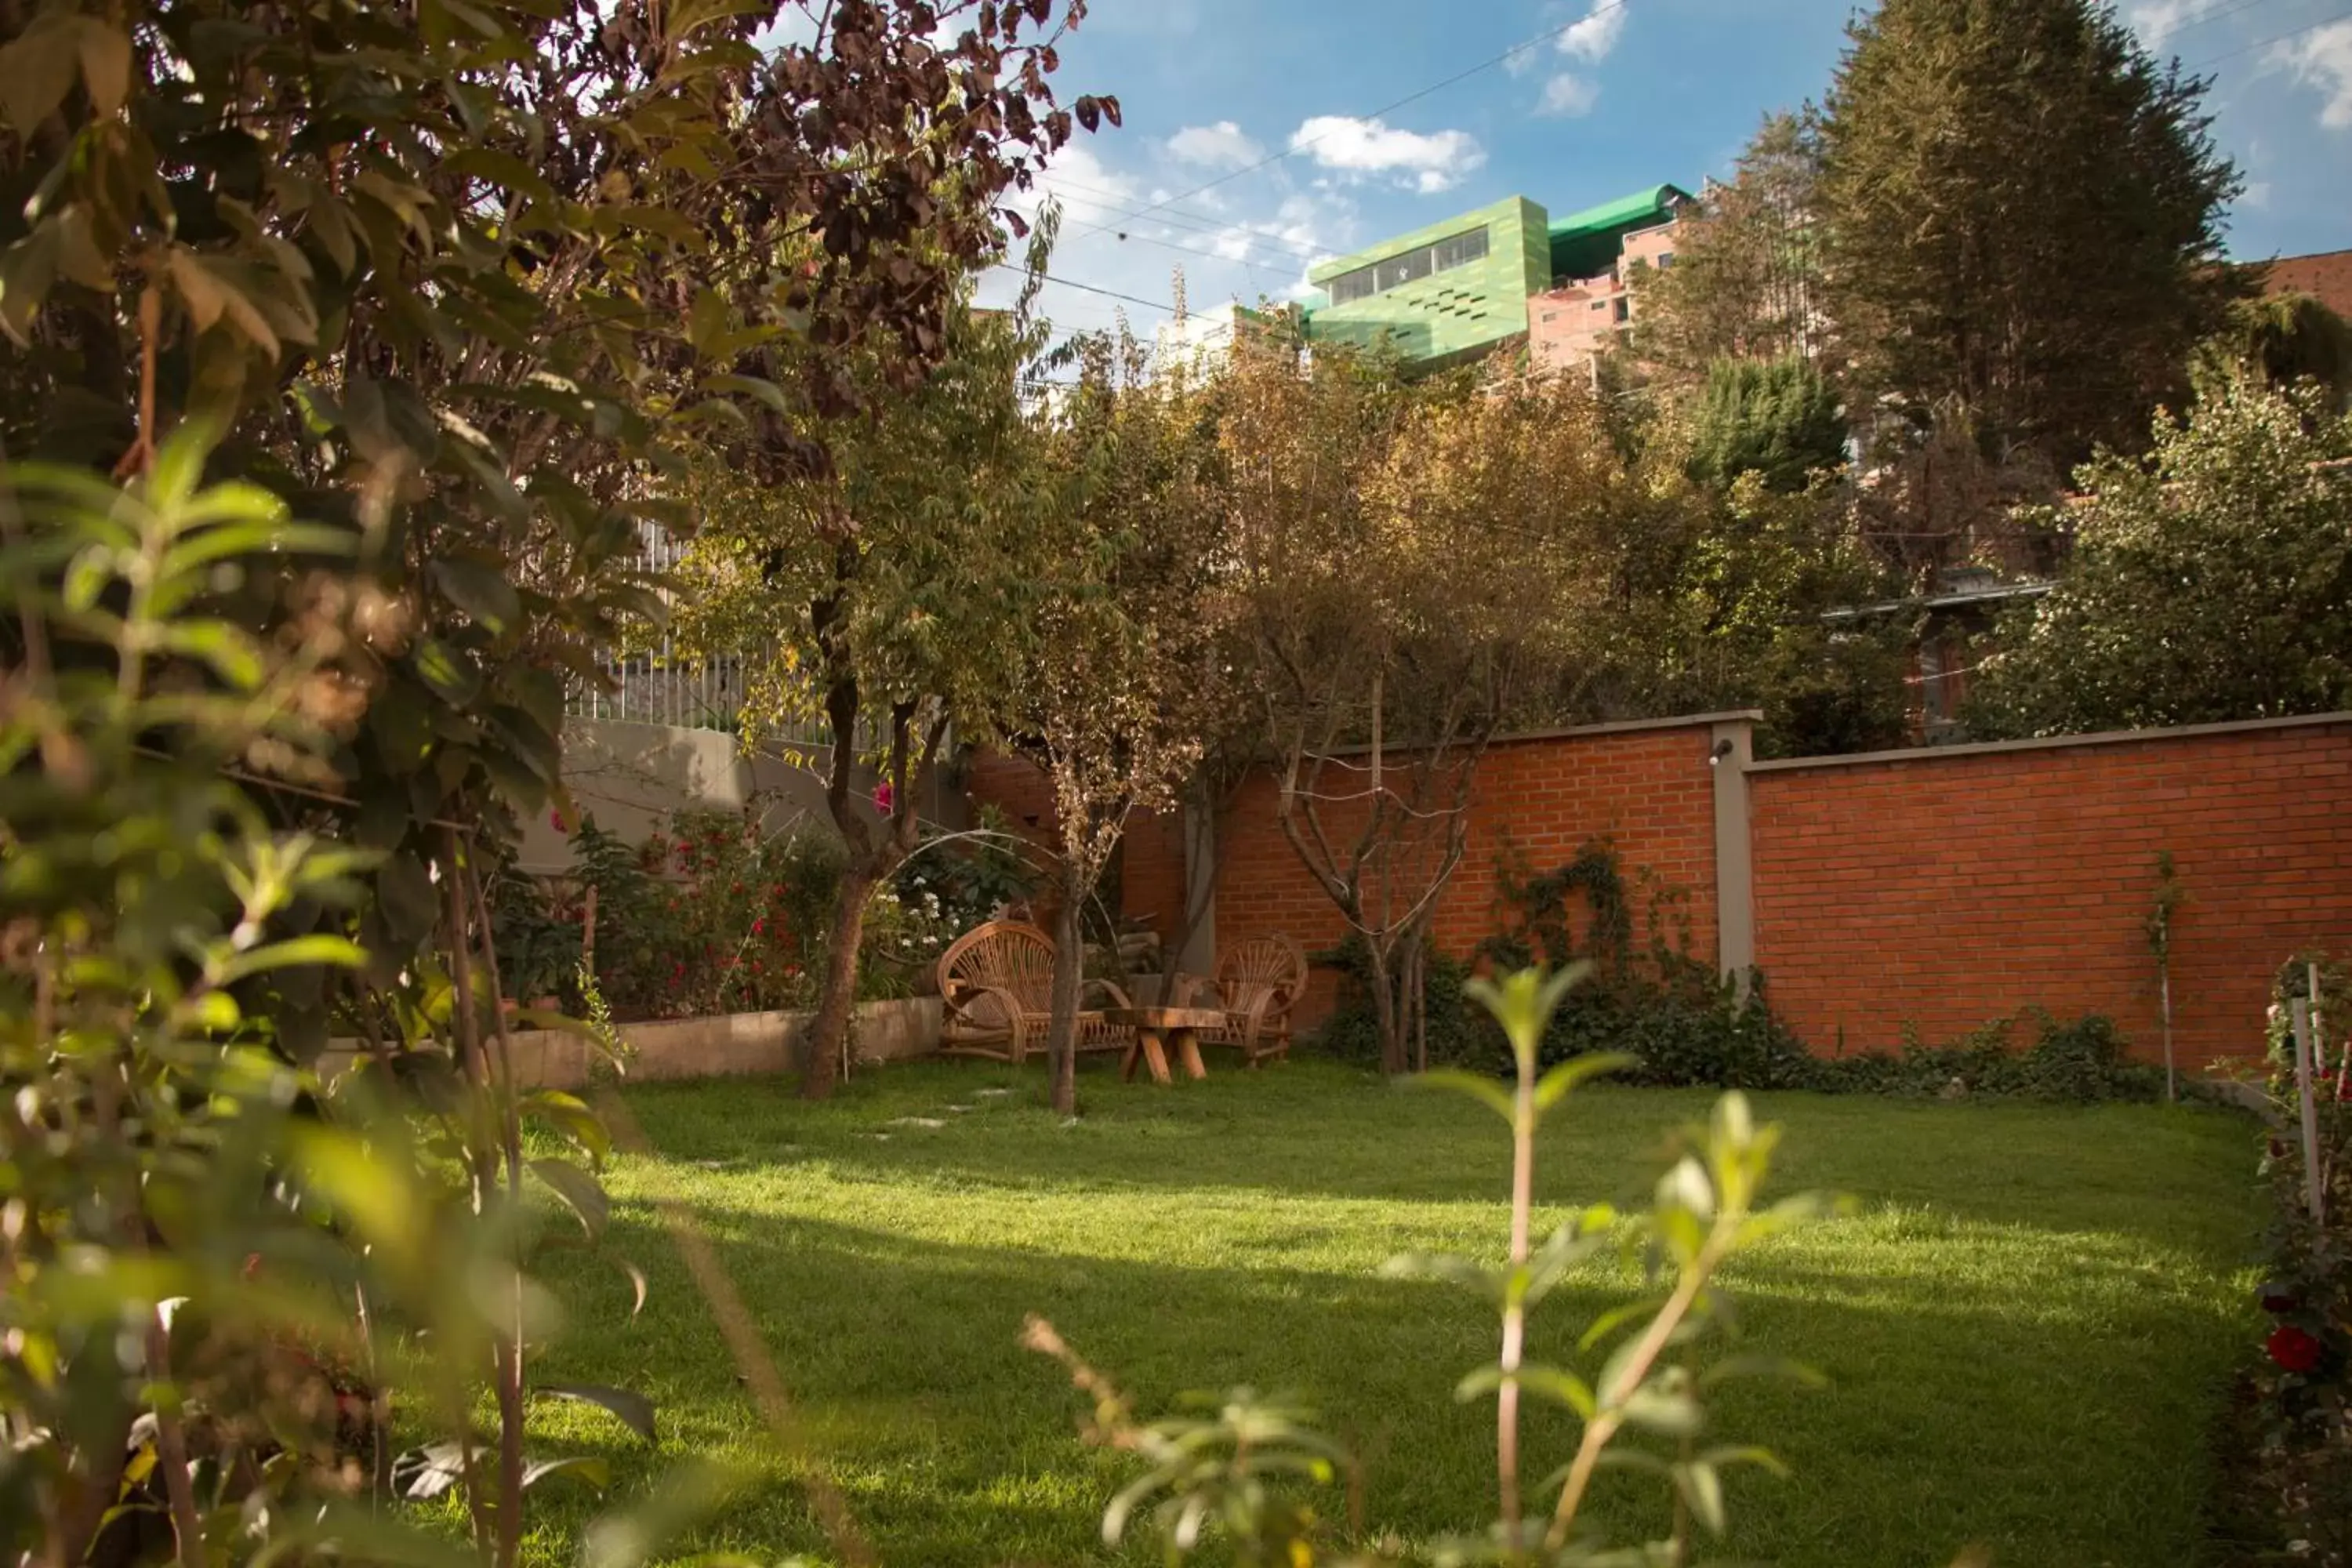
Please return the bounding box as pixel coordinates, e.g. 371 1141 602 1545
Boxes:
1167 121 1264 169
1288 114 1486 194
2125 0 2198 48
1527 1 1627 117
1555 0 1628 63
2241 180 2273 210
2273 20 2352 129
1539 72 1599 117
978 145 1363 342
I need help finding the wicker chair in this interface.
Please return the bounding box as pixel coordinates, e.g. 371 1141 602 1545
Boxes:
935 920 1134 1063
1192 934 1308 1066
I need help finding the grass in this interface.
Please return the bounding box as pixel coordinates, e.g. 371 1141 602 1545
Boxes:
506 1057 2268 1567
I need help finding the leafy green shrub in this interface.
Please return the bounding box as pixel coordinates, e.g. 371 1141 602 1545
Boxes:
1816 1013 2161 1102
1316 837 2162 1103
558 808 981 1021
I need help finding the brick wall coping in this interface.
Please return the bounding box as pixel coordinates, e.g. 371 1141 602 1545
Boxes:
1311 709 1765 760
1746 710 2352 775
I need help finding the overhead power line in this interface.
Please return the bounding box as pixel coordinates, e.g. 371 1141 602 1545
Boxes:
991 263 1177 315
2141 0 2292 46
2180 3 2352 67
1117 0 1635 227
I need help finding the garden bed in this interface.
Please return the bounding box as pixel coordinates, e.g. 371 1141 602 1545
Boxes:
323 996 941 1090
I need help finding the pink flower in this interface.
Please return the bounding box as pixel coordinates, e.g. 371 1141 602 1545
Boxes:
873 779 895 814
549 808 567 833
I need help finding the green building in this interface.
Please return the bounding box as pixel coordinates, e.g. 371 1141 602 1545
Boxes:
1302 185 1690 371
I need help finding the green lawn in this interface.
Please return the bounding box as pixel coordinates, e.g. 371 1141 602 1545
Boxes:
511 1058 2267 1567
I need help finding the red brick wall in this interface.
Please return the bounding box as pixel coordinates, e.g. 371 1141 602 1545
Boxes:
1748 719 2352 1064
969 715 2352 1066
960 755 1192 953
1210 722 1726 1027
2265 248 2352 320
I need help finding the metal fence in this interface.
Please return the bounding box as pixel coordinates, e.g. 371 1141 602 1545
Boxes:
564 644 885 752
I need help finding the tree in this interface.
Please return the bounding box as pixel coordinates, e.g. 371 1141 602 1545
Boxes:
1967 379 2352 738
1685 354 1849 494
1817 0 2241 468
1228 342 1609 1075
2194 291 2352 408
1636 112 1828 376
0 2 1105 1560
1012 331 1234 1116
670 262 1053 1100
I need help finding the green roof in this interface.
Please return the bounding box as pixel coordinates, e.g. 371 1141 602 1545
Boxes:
1546 183 1691 282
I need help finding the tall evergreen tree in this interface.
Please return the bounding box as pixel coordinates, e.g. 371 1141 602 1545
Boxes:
1637 112 1829 376
1817 0 2241 466
1686 354 1849 493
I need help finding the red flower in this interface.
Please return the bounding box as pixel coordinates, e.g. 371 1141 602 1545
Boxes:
2267 1324 2324 1374
770 883 786 899
752 919 766 936
549 808 567 833
731 880 745 895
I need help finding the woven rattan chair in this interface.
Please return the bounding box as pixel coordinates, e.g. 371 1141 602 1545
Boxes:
1191 934 1308 1067
935 920 1134 1063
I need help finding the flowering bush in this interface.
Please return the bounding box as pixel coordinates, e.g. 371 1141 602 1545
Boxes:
2243 952 2352 1563
560 810 928 1022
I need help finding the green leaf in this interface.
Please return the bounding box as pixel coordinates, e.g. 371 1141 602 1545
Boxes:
521 1455 612 1493
290 1125 424 1275
700 372 792 416
521 1088 612 1168
1406 1069 1515 1123
167 249 280 358
530 1156 610 1242
1697 1354 1826 1392
0 221 60 344
377 853 440 948
1671 1459 1728 1536
431 557 522 634
412 637 483 706
0 15 80 134
1577 1297 1660 1352
1456 1362 1596 1417
1617 1385 1703 1436
536 1382 656 1443
442 146 559 206
158 620 268 689
214 934 365 987
75 17 132 118
1534 1050 1636 1110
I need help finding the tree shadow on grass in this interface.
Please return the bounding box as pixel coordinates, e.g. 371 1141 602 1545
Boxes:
518 1192 2250 1568
609 1058 2267 1259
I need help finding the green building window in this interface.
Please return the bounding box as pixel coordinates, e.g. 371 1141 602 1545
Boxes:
1324 225 1489 307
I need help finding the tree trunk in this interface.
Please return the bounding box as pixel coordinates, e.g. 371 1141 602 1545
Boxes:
801 864 875 1100
1045 883 1087 1116
1365 931 1408 1076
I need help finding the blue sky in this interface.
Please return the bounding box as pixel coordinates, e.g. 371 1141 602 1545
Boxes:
949 0 2352 333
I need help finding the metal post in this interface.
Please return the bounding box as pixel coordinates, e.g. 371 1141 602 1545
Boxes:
2291 999 2325 1226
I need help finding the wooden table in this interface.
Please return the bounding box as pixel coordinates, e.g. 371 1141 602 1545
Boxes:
1106 1007 1227 1085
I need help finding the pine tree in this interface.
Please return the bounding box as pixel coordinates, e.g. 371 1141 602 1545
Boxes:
1637 113 1829 376
1686 354 1849 493
1818 0 2241 466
